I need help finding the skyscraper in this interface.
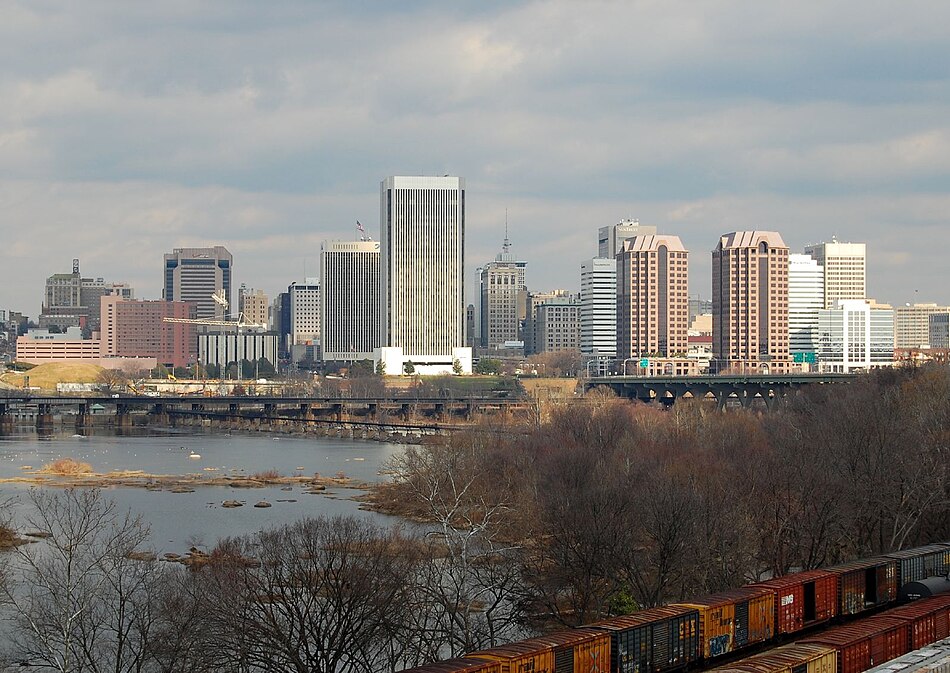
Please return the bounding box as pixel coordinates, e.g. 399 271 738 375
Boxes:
288 279 320 363
616 234 689 360
597 219 658 258
163 246 233 320
579 257 618 366
320 240 380 361
788 253 824 360
803 240 866 309
712 231 791 374
478 234 527 350
378 176 471 374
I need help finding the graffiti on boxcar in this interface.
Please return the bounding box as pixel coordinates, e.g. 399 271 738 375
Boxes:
587 647 603 673
709 634 732 657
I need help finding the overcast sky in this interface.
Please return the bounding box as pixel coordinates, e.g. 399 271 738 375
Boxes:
3 1 950 317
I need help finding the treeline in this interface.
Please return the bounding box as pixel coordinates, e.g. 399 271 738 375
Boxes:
378 365 949 639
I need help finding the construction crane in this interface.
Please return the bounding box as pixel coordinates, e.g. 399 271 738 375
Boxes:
161 290 268 330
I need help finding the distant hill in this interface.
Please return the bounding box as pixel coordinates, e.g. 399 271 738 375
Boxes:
1 362 104 392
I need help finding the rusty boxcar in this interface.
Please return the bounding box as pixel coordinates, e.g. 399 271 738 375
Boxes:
592 605 701 673
752 569 838 635
801 615 910 673
883 593 950 649
469 628 611 673
705 643 837 673
825 557 898 616
674 587 774 659
401 657 504 673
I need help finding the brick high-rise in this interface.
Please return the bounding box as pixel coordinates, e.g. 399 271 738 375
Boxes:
712 231 791 374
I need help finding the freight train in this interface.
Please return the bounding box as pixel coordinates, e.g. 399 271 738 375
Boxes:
403 542 950 673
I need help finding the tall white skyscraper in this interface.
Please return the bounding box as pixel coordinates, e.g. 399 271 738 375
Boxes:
597 219 658 258
580 257 618 364
320 240 380 361
378 176 471 374
788 254 824 359
803 240 866 309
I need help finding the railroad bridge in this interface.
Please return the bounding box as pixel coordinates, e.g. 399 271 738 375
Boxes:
0 394 531 433
584 373 858 408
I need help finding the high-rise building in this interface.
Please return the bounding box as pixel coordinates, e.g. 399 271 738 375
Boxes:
617 234 689 360
39 259 133 334
803 240 866 309
712 231 791 374
100 296 196 369
788 254 824 359
894 304 950 350
163 246 233 320
288 279 320 362
535 296 581 354
479 234 527 350
580 258 618 363
237 287 269 326
928 313 950 349
525 289 571 355
320 240 380 361
377 176 471 375
598 219 658 259
817 300 894 372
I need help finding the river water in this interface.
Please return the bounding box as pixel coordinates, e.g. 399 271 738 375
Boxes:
0 428 408 552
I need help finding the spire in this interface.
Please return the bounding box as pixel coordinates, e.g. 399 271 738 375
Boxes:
496 209 513 262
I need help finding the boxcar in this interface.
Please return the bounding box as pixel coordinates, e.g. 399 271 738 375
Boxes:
705 643 837 673
885 545 950 586
752 570 838 635
469 628 611 673
825 557 898 616
401 657 504 673
674 587 774 659
592 606 701 673
800 615 910 673
883 593 950 649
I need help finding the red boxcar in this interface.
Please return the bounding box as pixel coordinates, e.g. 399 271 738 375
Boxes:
800 615 910 673
752 570 838 635
825 557 898 616
883 593 950 649
401 657 503 673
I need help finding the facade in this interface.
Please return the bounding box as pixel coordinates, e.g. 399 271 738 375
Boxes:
817 300 894 372
478 236 527 350
895 304 950 350
535 296 581 353
100 296 196 369
198 332 280 370
712 231 792 374
16 327 101 363
320 240 380 361
525 289 571 355
163 246 233 320
238 287 269 326
598 219 658 258
579 258 618 362
289 280 320 348
616 234 689 360
928 313 950 349
803 240 866 309
39 259 133 333
788 253 824 361
378 175 471 374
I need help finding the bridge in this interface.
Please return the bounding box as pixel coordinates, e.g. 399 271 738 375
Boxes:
585 373 859 409
0 394 532 433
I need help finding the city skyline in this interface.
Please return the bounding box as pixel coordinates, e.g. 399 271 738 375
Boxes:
3 3 950 314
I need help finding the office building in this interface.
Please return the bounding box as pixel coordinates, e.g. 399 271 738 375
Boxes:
163 246 233 320
100 296 196 369
788 253 824 362
534 296 581 354
237 286 269 327
16 327 101 364
894 304 950 350
320 240 380 361
580 258 618 366
616 234 689 360
928 313 950 350
525 290 571 355
288 279 320 363
479 235 527 350
377 176 471 375
39 259 133 333
712 231 791 374
198 332 280 371
598 219 658 259
817 300 894 372
688 296 713 323
803 240 866 309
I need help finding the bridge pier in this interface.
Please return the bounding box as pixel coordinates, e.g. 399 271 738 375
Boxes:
116 403 133 428
35 403 54 431
75 404 94 431
0 403 13 434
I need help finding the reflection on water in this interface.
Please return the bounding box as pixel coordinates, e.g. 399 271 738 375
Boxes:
0 428 407 552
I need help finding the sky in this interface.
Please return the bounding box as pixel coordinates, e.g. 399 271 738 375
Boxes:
3 0 950 317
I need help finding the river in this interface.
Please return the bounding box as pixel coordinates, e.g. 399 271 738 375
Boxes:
0 428 408 552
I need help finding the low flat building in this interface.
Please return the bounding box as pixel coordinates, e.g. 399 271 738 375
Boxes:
16 327 101 363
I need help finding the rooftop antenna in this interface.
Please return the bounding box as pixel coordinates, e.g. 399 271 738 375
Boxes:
502 208 511 254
